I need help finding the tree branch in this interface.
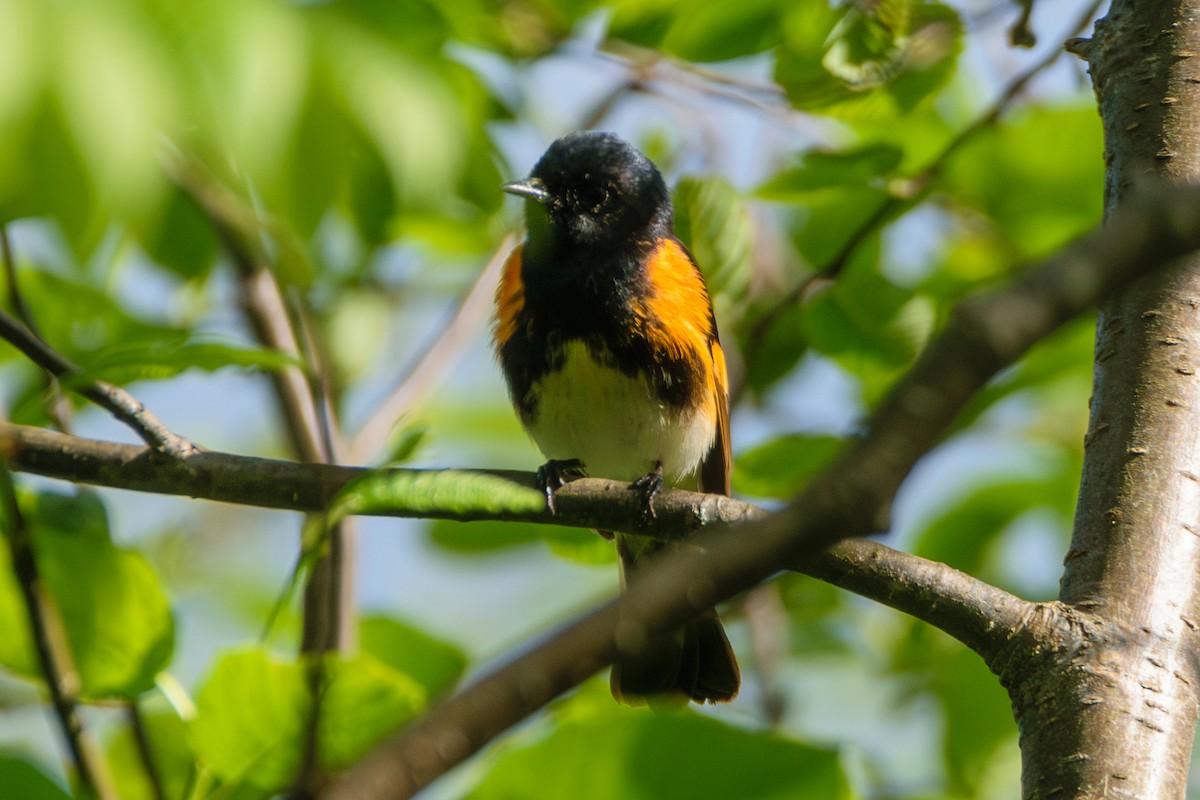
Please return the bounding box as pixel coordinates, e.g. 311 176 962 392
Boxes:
1008 2 1200 795
0 421 1033 793
320 177 1200 799
171 155 355 795
6 176 1192 796
0 309 198 458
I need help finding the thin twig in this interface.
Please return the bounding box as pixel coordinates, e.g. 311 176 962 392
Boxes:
0 309 197 458
4 231 170 798
1 227 38 332
174 156 353 796
1010 0 1038 48
0 464 116 800
0 227 73 432
127 702 168 800
348 237 515 464
743 0 1105 362
593 47 827 138
739 584 789 727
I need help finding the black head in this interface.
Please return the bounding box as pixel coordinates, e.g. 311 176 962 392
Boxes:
503 132 673 252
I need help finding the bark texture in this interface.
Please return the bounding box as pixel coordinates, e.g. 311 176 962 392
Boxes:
1007 3 1200 796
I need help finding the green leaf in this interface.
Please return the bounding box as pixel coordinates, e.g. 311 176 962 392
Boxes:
141 184 220 279
68 340 298 385
359 614 467 697
379 424 430 467
773 574 855 655
785 186 890 268
22 488 110 542
934 648 1017 794
611 0 785 62
468 704 853 799
320 0 454 56
741 302 807 396
325 29 468 211
734 433 843 499
941 105 1104 260
188 648 425 792
11 104 105 255
320 653 426 770
950 318 1095 437
673 176 752 317
0 757 71 800
912 477 1064 576
341 125 398 249
543 526 618 565
775 0 962 118
188 648 311 791
428 518 614 565
106 705 194 800
330 469 546 522
0 489 174 699
11 270 190 367
802 282 933 402
771 0 846 112
757 144 904 198
50 1 172 227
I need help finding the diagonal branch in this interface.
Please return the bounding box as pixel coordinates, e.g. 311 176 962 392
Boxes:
4 175 1191 796
0 309 197 458
0 422 1032 722
320 177 1200 799
1 227 39 334
2 228 74 440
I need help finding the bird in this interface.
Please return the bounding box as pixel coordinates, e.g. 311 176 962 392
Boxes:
492 131 740 704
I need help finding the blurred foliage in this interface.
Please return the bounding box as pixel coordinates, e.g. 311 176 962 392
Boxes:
0 0 1109 796
0 489 173 699
467 682 855 799
188 647 425 794
0 757 72 800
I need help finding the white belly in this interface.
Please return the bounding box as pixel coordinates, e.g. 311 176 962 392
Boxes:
524 340 714 484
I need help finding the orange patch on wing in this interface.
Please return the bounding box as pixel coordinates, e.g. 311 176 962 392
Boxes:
493 245 525 346
633 239 720 416
636 238 718 358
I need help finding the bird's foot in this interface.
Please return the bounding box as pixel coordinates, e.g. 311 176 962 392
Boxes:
631 462 665 522
537 458 587 514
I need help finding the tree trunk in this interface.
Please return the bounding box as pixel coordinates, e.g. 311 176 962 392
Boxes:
1004 2 1200 796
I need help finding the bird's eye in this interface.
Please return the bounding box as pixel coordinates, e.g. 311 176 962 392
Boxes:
576 185 610 214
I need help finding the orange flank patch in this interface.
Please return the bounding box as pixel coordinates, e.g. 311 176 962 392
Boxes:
633 238 720 417
493 245 525 346
635 239 718 358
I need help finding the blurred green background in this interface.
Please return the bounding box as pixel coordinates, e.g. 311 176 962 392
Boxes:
0 0 1145 797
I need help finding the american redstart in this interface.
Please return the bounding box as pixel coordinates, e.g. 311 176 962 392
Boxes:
494 131 739 704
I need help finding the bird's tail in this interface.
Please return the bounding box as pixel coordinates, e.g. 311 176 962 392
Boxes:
610 534 740 704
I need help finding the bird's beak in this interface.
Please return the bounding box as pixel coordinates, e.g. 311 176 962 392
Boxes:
502 177 552 204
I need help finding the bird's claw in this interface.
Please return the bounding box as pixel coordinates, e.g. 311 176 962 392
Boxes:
631 462 665 522
537 458 587 514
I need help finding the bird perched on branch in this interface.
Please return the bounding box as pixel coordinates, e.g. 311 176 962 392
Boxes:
493 131 740 704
